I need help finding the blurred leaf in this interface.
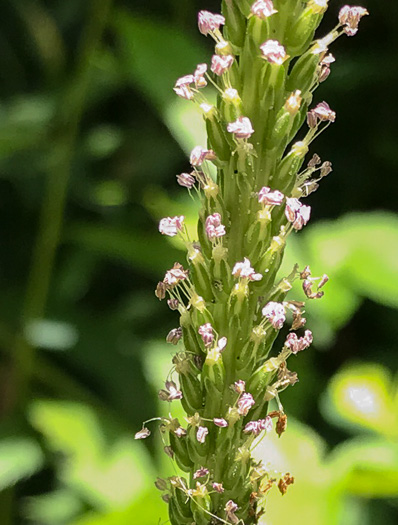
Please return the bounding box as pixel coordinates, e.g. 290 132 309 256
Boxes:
321 363 398 438
306 212 398 308
0 437 44 491
24 319 79 351
23 489 83 524
70 490 166 525
143 186 200 250
84 125 123 159
0 96 54 160
329 438 398 498
113 10 207 112
28 400 154 510
65 222 182 275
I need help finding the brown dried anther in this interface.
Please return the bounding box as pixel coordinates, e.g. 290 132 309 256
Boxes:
278 473 295 495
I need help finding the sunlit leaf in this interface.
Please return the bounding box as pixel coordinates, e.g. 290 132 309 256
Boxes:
28 400 154 510
70 491 166 525
113 10 207 112
329 438 398 498
321 363 398 437
23 489 83 524
0 437 44 491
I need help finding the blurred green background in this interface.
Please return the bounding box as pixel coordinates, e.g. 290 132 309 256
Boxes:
0 0 397 524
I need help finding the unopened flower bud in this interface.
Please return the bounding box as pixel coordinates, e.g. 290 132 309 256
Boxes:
260 40 287 65
211 54 235 76
155 477 168 491
285 90 302 116
227 116 254 139
198 10 225 36
212 482 225 493
213 418 228 427
307 0 329 14
339 5 369 36
251 0 277 19
164 445 174 458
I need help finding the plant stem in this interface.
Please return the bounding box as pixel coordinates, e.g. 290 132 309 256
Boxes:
13 0 114 409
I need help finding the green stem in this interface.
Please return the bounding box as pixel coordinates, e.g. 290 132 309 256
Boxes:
13 0 114 409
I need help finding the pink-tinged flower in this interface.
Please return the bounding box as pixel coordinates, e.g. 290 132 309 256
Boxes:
199 323 214 348
197 426 209 443
176 172 195 189
190 146 216 166
205 213 226 240
159 216 185 237
214 418 228 427
233 380 246 394
244 416 273 436
211 54 234 76
167 298 179 310
164 263 189 287
260 40 286 65
285 198 311 230
159 380 183 402
135 427 151 439
339 5 369 36
258 186 284 206
313 101 336 122
238 393 255 416
227 116 254 139
212 482 225 493
198 10 225 36
251 0 277 19
285 330 313 354
173 75 195 100
232 258 263 281
194 467 210 479
194 63 207 88
262 301 286 329
225 500 239 524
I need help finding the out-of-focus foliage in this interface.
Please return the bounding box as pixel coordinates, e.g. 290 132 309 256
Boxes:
0 0 397 524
